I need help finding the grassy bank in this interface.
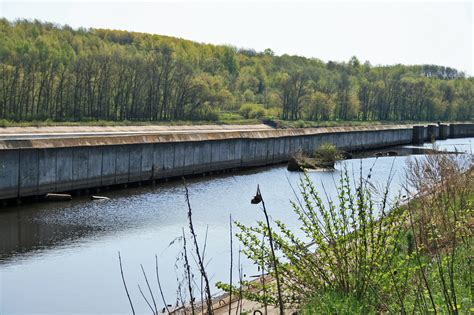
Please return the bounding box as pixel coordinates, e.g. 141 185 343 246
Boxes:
303 219 472 314
302 156 473 314
216 149 472 314
0 118 260 128
0 117 464 128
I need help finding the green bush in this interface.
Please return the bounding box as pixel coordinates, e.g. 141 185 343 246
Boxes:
0 119 9 128
249 107 266 119
187 105 220 121
219 111 244 121
217 169 407 309
219 151 473 313
314 142 344 165
302 290 376 314
239 103 266 119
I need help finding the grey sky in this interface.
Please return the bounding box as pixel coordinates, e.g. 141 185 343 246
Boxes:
1 0 472 75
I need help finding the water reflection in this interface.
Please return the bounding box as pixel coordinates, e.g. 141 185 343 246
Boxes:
0 210 95 262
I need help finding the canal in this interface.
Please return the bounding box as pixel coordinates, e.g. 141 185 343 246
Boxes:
0 137 472 314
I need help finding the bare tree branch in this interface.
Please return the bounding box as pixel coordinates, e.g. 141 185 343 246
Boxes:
118 252 136 315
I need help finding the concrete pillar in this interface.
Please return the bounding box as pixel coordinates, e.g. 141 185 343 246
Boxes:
451 123 474 137
438 124 449 140
412 126 425 145
450 124 456 138
427 125 438 141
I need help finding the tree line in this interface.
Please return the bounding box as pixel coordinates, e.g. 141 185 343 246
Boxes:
0 19 472 123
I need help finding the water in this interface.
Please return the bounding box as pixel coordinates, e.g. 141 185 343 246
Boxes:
0 138 472 314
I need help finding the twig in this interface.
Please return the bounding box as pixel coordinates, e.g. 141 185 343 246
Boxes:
183 178 213 314
201 226 210 314
236 247 243 315
255 185 284 314
118 252 136 315
202 225 209 260
229 214 233 315
261 233 268 315
155 255 170 314
182 228 195 314
138 284 156 314
141 264 158 315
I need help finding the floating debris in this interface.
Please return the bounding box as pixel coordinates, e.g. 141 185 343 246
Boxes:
91 195 110 201
45 193 72 201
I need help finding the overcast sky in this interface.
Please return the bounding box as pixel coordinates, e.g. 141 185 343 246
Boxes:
1 0 472 75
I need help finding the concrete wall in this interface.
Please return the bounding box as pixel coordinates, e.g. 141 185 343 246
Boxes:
450 123 474 138
0 123 472 201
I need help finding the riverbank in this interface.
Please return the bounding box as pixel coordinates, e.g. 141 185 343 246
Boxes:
1 118 472 129
211 152 473 314
301 167 473 313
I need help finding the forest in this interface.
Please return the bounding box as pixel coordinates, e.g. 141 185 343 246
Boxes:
0 19 472 123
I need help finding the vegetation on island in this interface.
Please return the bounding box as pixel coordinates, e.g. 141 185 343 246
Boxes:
0 19 473 125
288 143 346 171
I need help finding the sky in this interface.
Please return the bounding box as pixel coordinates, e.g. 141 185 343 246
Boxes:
0 0 472 75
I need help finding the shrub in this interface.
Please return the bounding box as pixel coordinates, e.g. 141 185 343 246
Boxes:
243 89 256 103
239 103 266 119
0 119 9 128
187 105 220 121
219 111 244 121
397 149 473 313
249 107 266 119
218 169 407 309
314 143 344 166
264 107 281 119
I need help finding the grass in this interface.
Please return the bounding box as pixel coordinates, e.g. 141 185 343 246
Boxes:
0 116 465 128
265 119 459 129
0 118 261 128
302 290 377 314
302 242 472 314
289 143 345 170
301 160 473 314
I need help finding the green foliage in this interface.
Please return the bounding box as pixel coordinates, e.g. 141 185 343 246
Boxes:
218 111 244 121
303 239 472 314
221 169 407 309
302 289 376 314
313 142 344 166
221 151 472 313
239 103 266 119
0 19 472 123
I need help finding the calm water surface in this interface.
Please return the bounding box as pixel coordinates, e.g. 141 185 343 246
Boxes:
0 138 472 314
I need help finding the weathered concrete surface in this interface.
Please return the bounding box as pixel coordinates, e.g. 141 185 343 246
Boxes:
450 123 474 138
0 123 472 201
427 125 439 141
439 124 449 140
0 124 413 150
0 124 273 135
412 126 425 144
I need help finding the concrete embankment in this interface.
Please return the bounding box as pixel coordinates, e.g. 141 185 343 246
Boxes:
0 123 472 202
